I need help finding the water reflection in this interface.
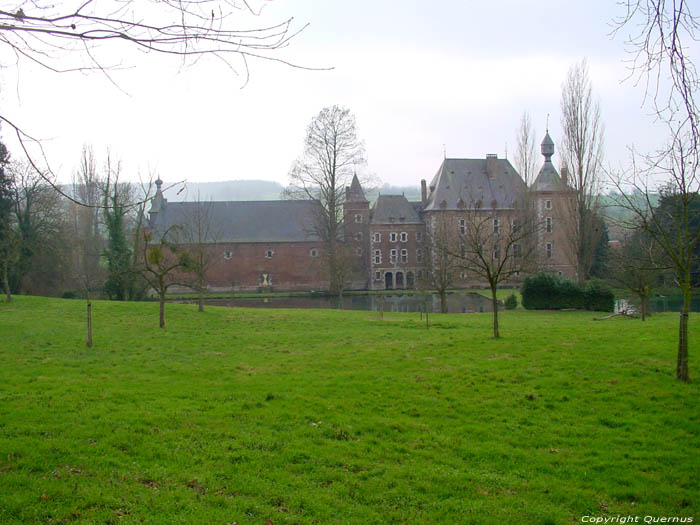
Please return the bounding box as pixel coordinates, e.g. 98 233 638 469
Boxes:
199 292 496 313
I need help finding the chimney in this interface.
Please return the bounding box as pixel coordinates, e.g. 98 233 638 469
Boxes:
561 166 569 187
421 179 427 205
486 154 498 179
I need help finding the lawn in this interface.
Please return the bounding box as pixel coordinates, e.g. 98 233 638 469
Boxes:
0 296 697 524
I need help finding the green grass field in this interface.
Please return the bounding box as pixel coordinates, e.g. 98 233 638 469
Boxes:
0 296 698 524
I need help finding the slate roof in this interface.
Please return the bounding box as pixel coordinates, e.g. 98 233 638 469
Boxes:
148 200 322 243
371 195 422 224
346 174 368 202
423 158 526 211
532 161 565 191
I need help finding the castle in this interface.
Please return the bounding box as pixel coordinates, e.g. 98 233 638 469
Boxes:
147 133 576 292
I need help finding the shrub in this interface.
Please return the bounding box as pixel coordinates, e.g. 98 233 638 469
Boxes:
504 293 518 310
521 273 614 312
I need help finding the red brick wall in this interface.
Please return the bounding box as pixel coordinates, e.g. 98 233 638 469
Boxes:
205 241 328 292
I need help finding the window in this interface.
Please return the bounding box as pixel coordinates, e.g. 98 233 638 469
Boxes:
546 217 552 233
373 232 381 243
400 232 408 242
390 249 398 263
515 271 520 277
309 248 318 257
416 231 423 242
373 250 381 264
401 249 408 263
375 271 382 281
512 218 519 232
356 247 363 256
460 271 467 280
223 250 233 260
355 213 363 223
355 232 363 241
493 246 500 260
546 243 553 259
416 248 424 263
390 232 397 242
265 249 274 259
558 271 563 277
513 243 522 258
545 199 552 210
459 218 466 234
493 218 500 233
460 245 466 258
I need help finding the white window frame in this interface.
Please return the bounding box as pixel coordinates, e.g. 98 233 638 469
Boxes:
373 232 381 243
390 248 398 263
373 249 381 264
545 199 552 210
265 249 274 259
416 231 423 242
416 248 423 263
390 232 397 243
546 243 553 259
223 250 233 260
401 249 408 263
400 232 408 242
355 231 363 241
309 248 318 258
355 213 363 223
375 271 382 281
546 217 552 233
493 218 500 233
459 218 466 235
356 247 363 256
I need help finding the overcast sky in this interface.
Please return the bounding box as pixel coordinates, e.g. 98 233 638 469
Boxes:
0 0 674 189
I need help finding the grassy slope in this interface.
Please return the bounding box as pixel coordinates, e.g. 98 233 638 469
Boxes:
0 296 697 524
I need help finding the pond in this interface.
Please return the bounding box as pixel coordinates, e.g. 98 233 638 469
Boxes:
617 294 700 314
188 292 497 314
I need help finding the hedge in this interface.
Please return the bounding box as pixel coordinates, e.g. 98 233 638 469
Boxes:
521 273 614 312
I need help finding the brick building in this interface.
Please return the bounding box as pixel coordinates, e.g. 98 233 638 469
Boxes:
147 133 576 292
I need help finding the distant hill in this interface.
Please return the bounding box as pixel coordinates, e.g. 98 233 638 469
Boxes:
162 180 285 202
161 180 422 203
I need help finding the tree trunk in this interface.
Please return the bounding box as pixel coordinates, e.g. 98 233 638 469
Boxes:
439 290 447 314
2 259 11 302
677 285 690 381
159 293 166 329
86 301 93 348
198 288 204 313
491 286 500 338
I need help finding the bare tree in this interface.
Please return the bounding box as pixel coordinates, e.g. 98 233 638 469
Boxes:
69 145 105 346
140 227 193 329
0 1 312 206
175 196 218 312
607 227 666 321
613 0 699 381
454 202 539 338
514 111 539 187
8 162 67 295
286 105 367 295
560 59 606 284
421 214 460 314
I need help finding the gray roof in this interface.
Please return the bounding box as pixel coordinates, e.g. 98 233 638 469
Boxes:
423 158 526 211
148 199 322 243
346 174 368 202
371 195 422 224
533 161 565 191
